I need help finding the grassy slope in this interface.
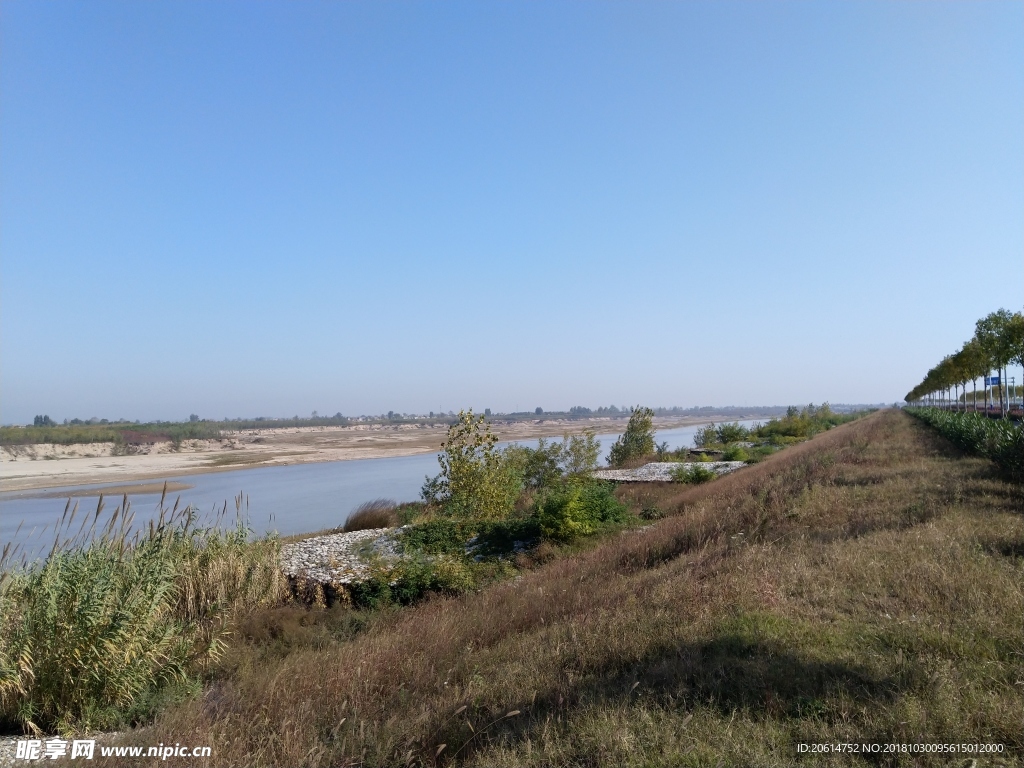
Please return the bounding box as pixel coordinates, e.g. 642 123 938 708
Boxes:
116 410 1022 767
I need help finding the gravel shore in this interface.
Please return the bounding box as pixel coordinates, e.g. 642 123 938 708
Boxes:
279 527 403 585
591 461 746 482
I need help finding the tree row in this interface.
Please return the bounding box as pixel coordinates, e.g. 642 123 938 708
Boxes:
905 308 1024 417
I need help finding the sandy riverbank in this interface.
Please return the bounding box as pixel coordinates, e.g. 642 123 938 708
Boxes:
1 416 726 493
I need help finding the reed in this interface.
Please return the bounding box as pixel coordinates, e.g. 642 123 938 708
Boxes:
0 487 285 734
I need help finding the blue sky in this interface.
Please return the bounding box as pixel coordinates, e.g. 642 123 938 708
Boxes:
2 1 1021 423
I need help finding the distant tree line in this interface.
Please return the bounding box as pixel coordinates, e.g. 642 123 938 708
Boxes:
905 308 1024 417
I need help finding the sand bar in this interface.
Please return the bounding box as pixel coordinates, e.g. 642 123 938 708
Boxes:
0 417 729 493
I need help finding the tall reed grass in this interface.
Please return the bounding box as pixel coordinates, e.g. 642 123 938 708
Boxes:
0 487 284 734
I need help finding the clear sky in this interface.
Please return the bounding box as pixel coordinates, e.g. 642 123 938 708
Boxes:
2 1 1021 423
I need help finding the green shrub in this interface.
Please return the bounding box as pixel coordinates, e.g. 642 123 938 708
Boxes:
744 445 778 463
716 422 750 444
348 555 475 609
505 439 563 489
394 502 426 526
535 481 627 542
721 445 749 462
753 403 863 442
472 518 542 556
670 463 718 484
397 520 471 556
696 422 751 447
693 423 718 449
398 517 543 559
505 430 602 490
561 431 601 475
639 506 665 521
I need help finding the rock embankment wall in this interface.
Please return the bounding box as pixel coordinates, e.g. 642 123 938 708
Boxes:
279 527 403 606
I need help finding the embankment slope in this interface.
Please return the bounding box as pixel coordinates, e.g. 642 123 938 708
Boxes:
113 410 1023 767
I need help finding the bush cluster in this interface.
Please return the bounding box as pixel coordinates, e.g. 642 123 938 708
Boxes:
346 555 476 610
753 403 858 442
694 421 750 447
669 463 718 484
371 417 628 609
535 481 628 542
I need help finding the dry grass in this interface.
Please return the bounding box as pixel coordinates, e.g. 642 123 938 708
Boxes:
344 499 401 532
109 411 1023 766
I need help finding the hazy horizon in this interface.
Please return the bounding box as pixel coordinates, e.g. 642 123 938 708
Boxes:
2 2 1021 424
5 402 895 429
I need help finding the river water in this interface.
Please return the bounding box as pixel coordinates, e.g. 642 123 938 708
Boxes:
1 420 763 558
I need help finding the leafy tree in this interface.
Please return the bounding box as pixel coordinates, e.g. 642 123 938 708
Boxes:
561 430 600 475
505 439 563 489
32 415 55 427
423 410 521 520
535 407 543 415
1007 312 1024 369
608 406 655 467
958 339 989 411
693 423 718 448
975 309 1016 416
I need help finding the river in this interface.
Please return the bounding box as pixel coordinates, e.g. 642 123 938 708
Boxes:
1 420 763 558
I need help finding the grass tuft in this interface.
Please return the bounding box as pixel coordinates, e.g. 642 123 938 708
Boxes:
343 499 401 532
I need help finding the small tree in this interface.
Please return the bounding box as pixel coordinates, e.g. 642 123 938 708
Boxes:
608 406 655 467
424 410 521 520
693 423 717 448
561 430 600 475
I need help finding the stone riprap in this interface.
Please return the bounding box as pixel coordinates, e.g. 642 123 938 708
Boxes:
279 527 402 585
591 461 746 482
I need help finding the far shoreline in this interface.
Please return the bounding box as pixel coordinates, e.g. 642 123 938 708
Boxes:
1 415 752 494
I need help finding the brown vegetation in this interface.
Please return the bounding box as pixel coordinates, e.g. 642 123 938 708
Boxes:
344 499 401 532
108 411 1023 766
